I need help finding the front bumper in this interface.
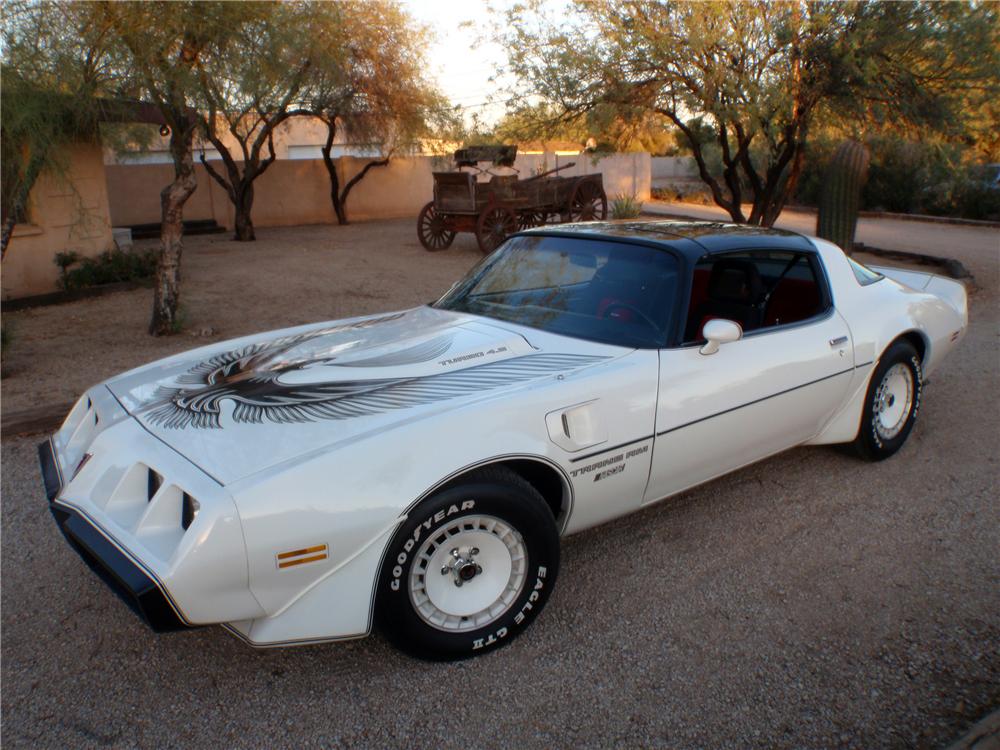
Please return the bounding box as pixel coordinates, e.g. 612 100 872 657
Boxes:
39 439 193 633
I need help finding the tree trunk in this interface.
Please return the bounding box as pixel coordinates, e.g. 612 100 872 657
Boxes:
339 157 390 221
233 183 256 241
320 122 348 225
150 125 198 336
1 152 47 260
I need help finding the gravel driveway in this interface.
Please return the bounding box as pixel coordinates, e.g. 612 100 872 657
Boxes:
2 219 997 749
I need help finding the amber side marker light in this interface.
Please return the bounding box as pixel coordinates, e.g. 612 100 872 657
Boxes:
276 544 328 569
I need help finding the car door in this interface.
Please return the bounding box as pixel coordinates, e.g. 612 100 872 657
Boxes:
643 249 855 506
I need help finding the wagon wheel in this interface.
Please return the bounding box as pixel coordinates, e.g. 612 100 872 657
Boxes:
475 206 517 254
518 211 548 230
417 201 456 251
567 181 608 222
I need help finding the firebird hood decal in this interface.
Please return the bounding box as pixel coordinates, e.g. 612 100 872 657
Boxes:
101 307 631 482
129 310 608 429
141 352 606 430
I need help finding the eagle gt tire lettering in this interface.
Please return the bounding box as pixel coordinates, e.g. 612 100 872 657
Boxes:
376 466 559 661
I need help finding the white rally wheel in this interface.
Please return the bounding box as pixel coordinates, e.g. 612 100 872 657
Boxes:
853 339 922 461
376 466 560 660
873 362 914 441
410 515 527 632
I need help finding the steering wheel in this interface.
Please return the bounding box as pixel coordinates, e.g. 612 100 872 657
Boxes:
600 301 660 332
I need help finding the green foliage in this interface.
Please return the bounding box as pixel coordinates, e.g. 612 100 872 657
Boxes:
939 179 1000 222
0 67 99 235
0 1 125 251
304 1 452 151
499 0 1000 226
56 248 158 291
610 193 643 219
54 250 82 285
301 1 452 224
796 136 1000 220
492 102 678 155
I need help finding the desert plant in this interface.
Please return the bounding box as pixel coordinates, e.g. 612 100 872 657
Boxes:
816 141 870 254
57 248 158 291
502 1 999 226
54 250 82 285
610 193 643 219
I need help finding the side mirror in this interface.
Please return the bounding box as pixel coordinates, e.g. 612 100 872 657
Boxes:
699 319 743 355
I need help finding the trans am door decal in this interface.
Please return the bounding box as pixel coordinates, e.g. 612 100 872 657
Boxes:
140 318 607 429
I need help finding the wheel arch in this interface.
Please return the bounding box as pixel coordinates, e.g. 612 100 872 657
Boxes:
808 326 929 447
893 329 928 367
400 454 573 535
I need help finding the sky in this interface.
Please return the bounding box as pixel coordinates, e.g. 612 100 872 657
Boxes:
399 0 515 127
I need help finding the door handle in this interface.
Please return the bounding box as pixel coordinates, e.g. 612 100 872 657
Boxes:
829 336 848 348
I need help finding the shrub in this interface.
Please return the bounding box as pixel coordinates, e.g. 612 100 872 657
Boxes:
54 250 82 287
794 136 998 220
952 180 1000 221
610 193 643 219
861 138 954 213
650 184 716 204
55 248 158 291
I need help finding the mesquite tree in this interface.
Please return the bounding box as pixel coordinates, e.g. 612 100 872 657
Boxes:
502 1 1000 226
98 2 247 334
196 3 318 241
305 1 450 225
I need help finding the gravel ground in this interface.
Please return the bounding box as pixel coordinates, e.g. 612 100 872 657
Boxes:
2 219 486 411
2 218 998 749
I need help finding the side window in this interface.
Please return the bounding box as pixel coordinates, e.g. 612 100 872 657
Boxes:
684 250 827 342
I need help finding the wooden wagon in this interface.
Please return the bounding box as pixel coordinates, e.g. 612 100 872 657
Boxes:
417 145 608 254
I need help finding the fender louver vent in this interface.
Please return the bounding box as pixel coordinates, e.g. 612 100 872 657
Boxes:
181 493 199 530
147 469 163 501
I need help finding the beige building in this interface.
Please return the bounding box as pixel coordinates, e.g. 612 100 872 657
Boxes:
3 140 116 300
4 112 651 301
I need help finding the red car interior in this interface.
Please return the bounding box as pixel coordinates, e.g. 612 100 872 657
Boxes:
685 262 823 341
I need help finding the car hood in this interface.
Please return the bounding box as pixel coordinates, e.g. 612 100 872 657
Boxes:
106 306 612 484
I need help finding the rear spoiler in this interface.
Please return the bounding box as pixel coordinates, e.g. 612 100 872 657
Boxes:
870 265 968 323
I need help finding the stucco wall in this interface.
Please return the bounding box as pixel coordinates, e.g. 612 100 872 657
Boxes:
651 156 699 189
104 152 652 230
4 151 650 299
2 142 115 299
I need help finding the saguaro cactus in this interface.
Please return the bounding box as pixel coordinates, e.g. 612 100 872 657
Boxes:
816 140 870 254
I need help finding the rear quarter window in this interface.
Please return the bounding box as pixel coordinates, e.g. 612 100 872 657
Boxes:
847 257 884 286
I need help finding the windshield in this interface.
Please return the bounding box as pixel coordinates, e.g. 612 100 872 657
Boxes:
434 235 680 348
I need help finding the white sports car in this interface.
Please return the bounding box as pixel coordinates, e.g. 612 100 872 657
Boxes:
39 221 968 660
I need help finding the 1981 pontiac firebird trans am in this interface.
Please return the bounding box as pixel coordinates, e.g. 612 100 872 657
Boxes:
38 221 968 660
